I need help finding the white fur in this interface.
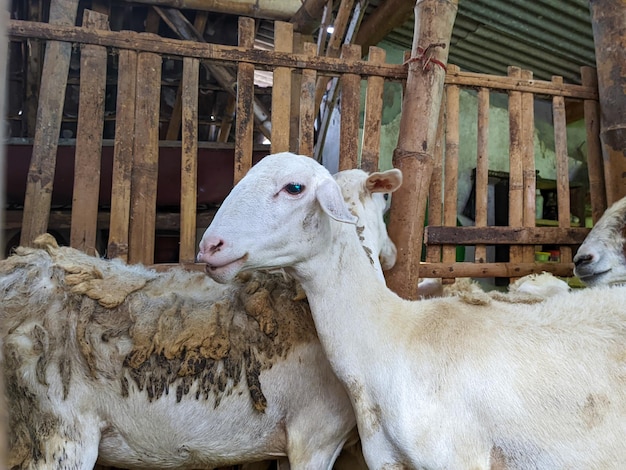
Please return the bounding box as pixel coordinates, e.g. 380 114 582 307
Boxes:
3 163 401 470
574 195 626 286
199 152 626 469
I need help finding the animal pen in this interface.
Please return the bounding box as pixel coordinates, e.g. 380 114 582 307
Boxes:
1 1 619 469
6 12 606 282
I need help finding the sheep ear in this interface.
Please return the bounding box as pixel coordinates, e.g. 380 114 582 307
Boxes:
366 168 403 193
317 179 357 224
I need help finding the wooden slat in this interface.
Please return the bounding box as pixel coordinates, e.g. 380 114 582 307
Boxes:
289 32 304 153
552 75 572 263
179 57 199 263
217 94 236 143
443 66 460 263
420 262 575 279
128 48 161 264
424 226 589 245
507 66 524 266
338 43 361 171
299 42 318 156
234 17 255 185
19 0 79 247
70 10 108 256
360 46 385 173
521 69 536 263
474 87 489 263
424 104 445 264
271 21 293 154
25 0 43 137
107 49 137 261
581 66 607 223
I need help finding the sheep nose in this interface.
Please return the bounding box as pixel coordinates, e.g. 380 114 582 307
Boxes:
197 236 225 262
573 253 593 267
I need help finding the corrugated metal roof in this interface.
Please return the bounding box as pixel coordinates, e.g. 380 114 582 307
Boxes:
380 0 596 84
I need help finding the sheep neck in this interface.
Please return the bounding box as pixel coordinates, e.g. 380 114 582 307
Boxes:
287 219 400 382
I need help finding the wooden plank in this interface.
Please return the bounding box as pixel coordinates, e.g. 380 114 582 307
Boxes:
289 32 304 153
19 0 80 247
128 48 161 264
424 104 445 264
70 10 108 256
234 17 255 185
107 49 137 261
299 42 318 156
25 0 43 137
179 57 199 263
338 43 361 171
443 67 460 263
507 66 524 266
271 21 293 154
360 46 385 173
581 66 607 223
520 69 536 263
424 225 590 245
420 262 575 279
474 87 489 263
552 75 572 263
217 94 236 143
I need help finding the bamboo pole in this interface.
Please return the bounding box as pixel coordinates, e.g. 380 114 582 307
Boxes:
443 66 460 264
386 0 458 299
360 46 386 173
338 43 361 171
589 0 626 204
507 66 524 268
520 69 536 263
424 104 445 265
234 17 255 185
299 42 318 156
271 21 293 154
474 87 489 263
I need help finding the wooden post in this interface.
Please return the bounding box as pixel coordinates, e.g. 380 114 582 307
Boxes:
443 66 460 264
271 21 293 154
338 43 361 171
589 0 626 204
581 66 607 222
128 48 161 265
474 87 489 263
20 0 80 247
234 17 255 185
386 0 458 299
179 57 199 263
70 10 108 256
299 42 318 156
520 69 536 263
107 49 137 261
507 66 524 269
360 46 386 173
424 104 445 265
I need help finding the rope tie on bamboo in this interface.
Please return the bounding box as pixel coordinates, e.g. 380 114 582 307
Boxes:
403 42 447 72
393 148 431 164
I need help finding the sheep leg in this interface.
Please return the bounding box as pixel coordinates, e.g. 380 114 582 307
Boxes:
29 421 100 470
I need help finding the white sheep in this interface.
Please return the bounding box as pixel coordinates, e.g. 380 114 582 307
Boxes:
199 152 626 469
574 195 626 286
2 164 402 470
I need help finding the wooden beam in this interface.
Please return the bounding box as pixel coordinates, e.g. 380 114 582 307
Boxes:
424 226 590 246
386 0 458 299
290 0 328 34
355 0 415 53
419 262 575 279
234 17 255 185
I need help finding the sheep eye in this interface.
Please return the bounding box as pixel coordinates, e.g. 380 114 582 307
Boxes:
284 183 305 195
383 193 390 201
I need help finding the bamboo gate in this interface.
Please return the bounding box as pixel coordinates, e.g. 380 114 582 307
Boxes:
7 12 605 286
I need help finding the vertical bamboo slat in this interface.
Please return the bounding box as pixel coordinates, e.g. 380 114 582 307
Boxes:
520 69 536 263
179 57 199 263
290 33 304 153
443 68 460 264
360 46 386 173
581 66 607 223
338 43 361 171
128 49 161 265
70 10 108 256
424 104 446 265
108 49 137 261
507 66 524 266
234 17 255 185
474 87 489 263
299 42 318 156
20 0 80 247
271 21 293 154
552 75 572 263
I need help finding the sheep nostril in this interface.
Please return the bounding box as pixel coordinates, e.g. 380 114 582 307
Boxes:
209 240 224 254
574 253 593 267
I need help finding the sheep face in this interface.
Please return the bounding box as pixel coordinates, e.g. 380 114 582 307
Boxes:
198 153 393 283
574 196 626 287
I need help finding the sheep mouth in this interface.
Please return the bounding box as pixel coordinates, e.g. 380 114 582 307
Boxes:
204 254 248 281
576 268 610 280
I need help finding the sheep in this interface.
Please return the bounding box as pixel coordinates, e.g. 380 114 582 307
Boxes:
2 164 403 470
573 195 626 287
198 152 626 469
